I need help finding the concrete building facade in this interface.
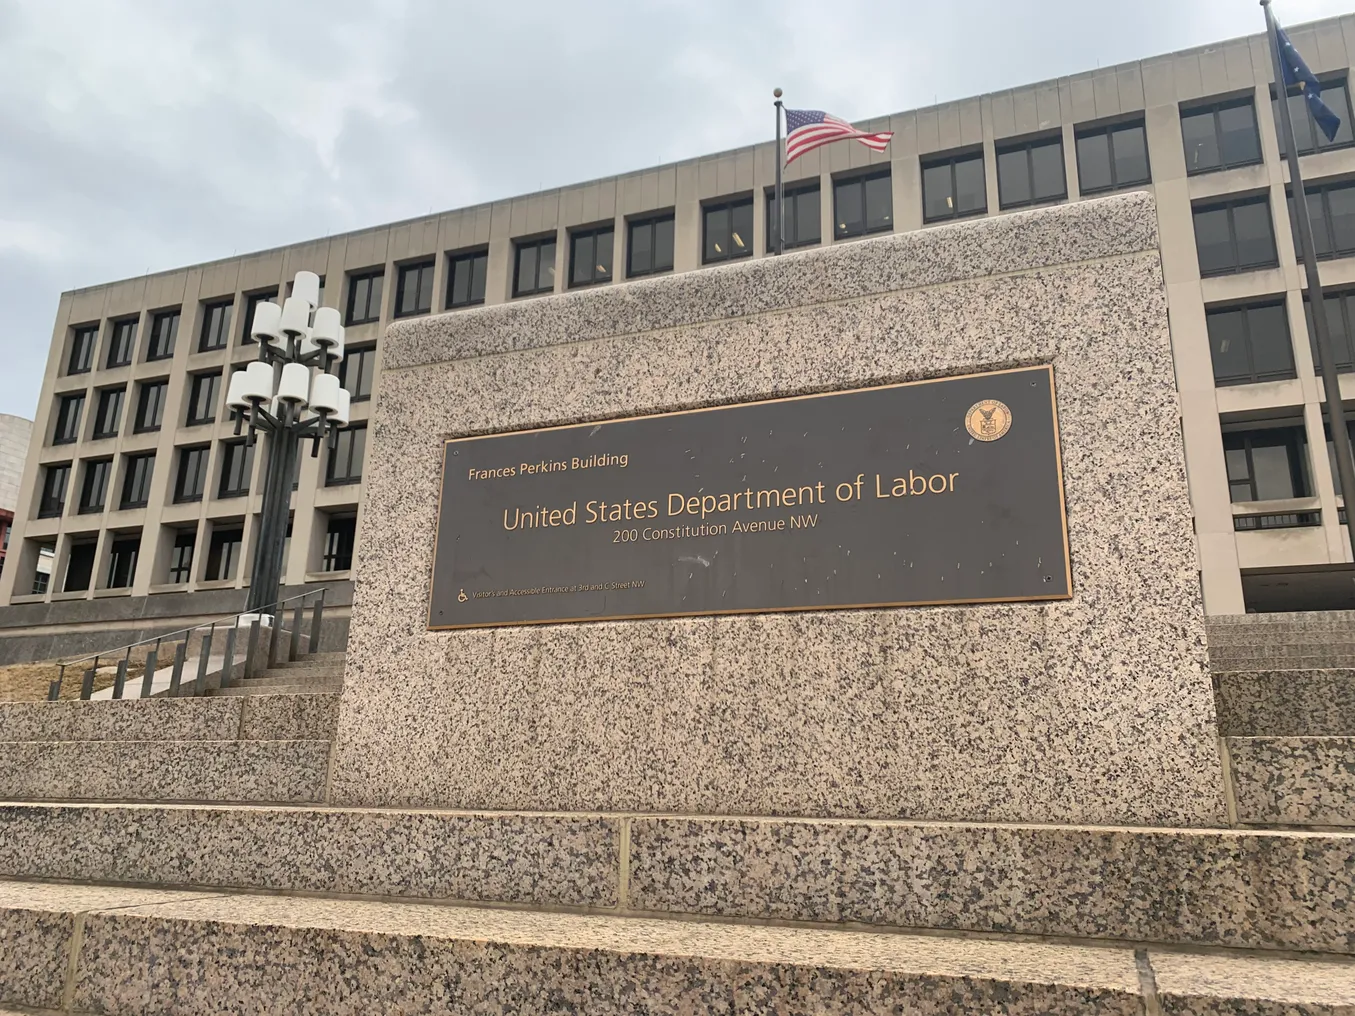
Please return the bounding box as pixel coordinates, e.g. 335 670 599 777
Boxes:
0 414 33 583
6 13 1355 645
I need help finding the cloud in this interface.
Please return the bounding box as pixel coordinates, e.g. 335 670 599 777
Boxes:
1 0 1352 422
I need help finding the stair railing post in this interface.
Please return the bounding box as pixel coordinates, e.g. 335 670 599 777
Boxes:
267 600 282 670
140 641 160 699
48 665 64 701
245 617 262 679
309 589 325 655
220 625 238 689
80 655 98 700
113 654 128 699
194 623 216 696
168 639 188 697
289 600 303 661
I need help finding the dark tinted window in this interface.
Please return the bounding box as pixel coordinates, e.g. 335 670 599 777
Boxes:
1288 180 1355 261
627 214 675 277
205 527 243 581
922 152 986 222
1075 121 1150 194
134 381 168 432
394 260 434 318
68 326 97 374
447 249 488 308
175 446 210 503
346 270 384 325
339 345 376 401
327 425 366 485
767 184 821 250
833 171 892 239
105 536 139 589
570 226 615 287
1193 197 1277 276
1223 428 1310 501
120 452 155 509
168 532 195 584
199 300 233 351
513 237 557 296
64 542 95 593
1305 290 1355 373
997 137 1066 209
1181 97 1261 174
38 464 69 518
53 393 84 445
242 290 279 344
78 458 111 513
323 514 357 571
146 310 179 361
703 197 754 263
92 388 123 439
187 372 220 425
1273 79 1355 155
106 318 137 367
218 440 253 497
1206 301 1295 385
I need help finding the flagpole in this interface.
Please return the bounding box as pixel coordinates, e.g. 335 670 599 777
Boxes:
773 88 785 255
1263 0 1355 560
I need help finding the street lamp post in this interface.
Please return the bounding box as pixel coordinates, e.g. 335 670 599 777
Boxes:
225 271 352 615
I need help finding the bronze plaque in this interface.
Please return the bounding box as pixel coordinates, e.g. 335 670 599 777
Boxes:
428 365 1070 628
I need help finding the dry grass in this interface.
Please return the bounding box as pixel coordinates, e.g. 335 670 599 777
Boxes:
0 660 119 701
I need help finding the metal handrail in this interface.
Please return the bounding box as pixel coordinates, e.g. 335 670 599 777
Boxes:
47 586 332 702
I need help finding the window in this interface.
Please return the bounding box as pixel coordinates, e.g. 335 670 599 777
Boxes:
1320 420 1355 485
702 196 754 264
242 290 278 344
38 464 70 518
134 380 168 433
627 213 675 278
1075 121 1151 194
205 527 243 581
767 184 821 250
394 260 435 318
327 425 366 485
105 536 139 589
339 345 376 402
78 459 112 514
1206 301 1295 385
199 300 233 352
146 309 179 361
31 543 54 595
513 236 557 296
120 452 155 509
175 446 210 503
922 151 986 223
1192 197 1277 276
346 270 384 325
168 531 195 584
106 318 137 368
1180 97 1262 175
218 440 253 498
186 371 220 425
1224 428 1311 502
997 136 1066 210
92 388 123 439
1305 290 1355 373
323 515 357 571
833 171 892 239
68 325 97 375
1288 179 1355 261
53 392 85 445
1273 79 1355 156
447 249 488 308
64 542 95 593
568 226 614 288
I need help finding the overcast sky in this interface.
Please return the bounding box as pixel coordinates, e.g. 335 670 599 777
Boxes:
1 0 1349 418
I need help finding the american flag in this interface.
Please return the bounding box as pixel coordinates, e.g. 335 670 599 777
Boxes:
784 108 893 165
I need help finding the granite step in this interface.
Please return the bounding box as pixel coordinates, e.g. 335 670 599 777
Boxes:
268 651 347 669
1210 653 1355 671
1209 609 1355 626
0 693 338 742
0 740 330 804
1 802 1354 954
1215 669 1355 735
212 678 343 697
3 880 1354 1015
1229 735 1355 827
1210 642 1355 659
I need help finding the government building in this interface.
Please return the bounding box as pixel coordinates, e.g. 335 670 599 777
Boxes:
5 13 1355 659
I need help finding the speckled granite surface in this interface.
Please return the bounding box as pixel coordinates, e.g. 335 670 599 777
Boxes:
627 816 1355 953
0 739 330 803
1215 670 1355 736
1153 951 1355 1014
0 803 617 906
238 693 340 741
333 192 1225 826
1229 737 1355 827
0 697 241 742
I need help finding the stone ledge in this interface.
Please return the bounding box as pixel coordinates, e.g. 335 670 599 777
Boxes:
1215 670 1355 736
1229 736 1355 827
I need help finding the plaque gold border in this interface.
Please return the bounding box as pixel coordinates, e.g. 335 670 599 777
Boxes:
426 364 1073 630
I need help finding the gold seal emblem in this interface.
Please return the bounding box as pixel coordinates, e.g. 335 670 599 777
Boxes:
965 399 1012 442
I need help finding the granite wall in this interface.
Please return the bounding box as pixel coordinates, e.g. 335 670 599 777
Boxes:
332 191 1227 827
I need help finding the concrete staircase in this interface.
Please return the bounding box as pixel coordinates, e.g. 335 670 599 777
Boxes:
211 649 347 697
7 638 1355 1011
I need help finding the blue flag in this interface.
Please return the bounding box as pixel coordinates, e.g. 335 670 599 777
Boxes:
1277 25 1342 143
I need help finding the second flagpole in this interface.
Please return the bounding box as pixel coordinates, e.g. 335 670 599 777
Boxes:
774 89 784 256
